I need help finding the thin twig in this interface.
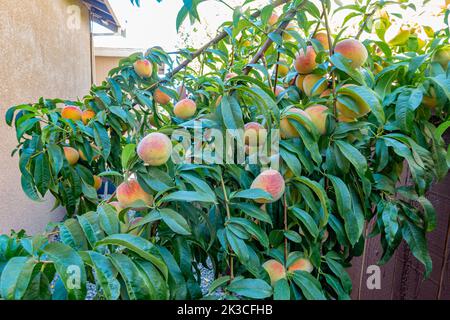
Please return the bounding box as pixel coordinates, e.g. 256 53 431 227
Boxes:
355 7 377 40
220 174 234 280
243 1 307 75
283 193 288 264
311 11 325 38
166 0 291 80
321 1 337 116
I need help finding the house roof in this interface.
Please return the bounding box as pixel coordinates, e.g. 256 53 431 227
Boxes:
81 0 120 32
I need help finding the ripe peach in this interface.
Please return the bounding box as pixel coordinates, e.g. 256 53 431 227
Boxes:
302 74 328 97
81 110 95 125
314 32 329 50
268 13 279 26
288 258 314 273
250 169 285 204
295 74 306 91
93 175 102 190
154 88 171 105
174 98 197 119
63 147 79 165
280 108 311 139
133 59 153 78
334 39 368 68
294 46 317 74
432 45 450 70
262 259 286 285
244 122 266 147
305 104 328 135
61 106 82 121
137 132 173 166
117 179 153 209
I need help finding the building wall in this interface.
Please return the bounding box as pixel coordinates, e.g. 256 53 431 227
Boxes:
95 56 121 84
0 0 92 234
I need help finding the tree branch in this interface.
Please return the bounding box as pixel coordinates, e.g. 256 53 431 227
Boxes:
321 1 337 116
355 7 377 40
166 0 291 79
243 1 306 75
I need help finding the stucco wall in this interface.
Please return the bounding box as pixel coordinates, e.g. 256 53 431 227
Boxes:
95 56 121 84
0 0 92 234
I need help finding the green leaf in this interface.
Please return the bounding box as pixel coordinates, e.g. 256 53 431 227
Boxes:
77 212 104 247
97 204 120 236
273 278 290 300
95 234 168 279
335 140 368 176
292 270 326 300
159 208 191 235
291 207 319 239
160 190 217 204
402 220 432 278
208 275 230 295
226 229 249 263
227 278 272 299
42 242 86 300
327 175 363 245
230 188 273 202
337 85 385 125
283 230 302 243
219 95 245 131
47 144 64 176
80 251 120 300
325 254 352 293
135 260 170 300
330 53 366 85
121 144 137 170
0 257 37 300
233 203 272 225
229 217 269 248
109 253 151 300
93 122 111 159
295 177 329 227
59 219 88 251
157 246 188 300
381 202 399 246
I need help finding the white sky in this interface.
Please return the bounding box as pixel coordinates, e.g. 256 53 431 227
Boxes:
93 0 447 52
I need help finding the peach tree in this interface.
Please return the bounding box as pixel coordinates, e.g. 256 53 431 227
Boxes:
1 0 449 300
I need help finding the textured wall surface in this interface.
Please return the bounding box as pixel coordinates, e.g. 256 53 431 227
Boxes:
95 56 121 84
0 0 92 234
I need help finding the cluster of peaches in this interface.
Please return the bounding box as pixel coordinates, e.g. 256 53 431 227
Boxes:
58 22 450 279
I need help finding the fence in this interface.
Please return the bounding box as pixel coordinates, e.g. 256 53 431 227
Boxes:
347 133 450 299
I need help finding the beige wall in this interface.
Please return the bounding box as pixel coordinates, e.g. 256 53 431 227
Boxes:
0 0 92 234
95 56 121 84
